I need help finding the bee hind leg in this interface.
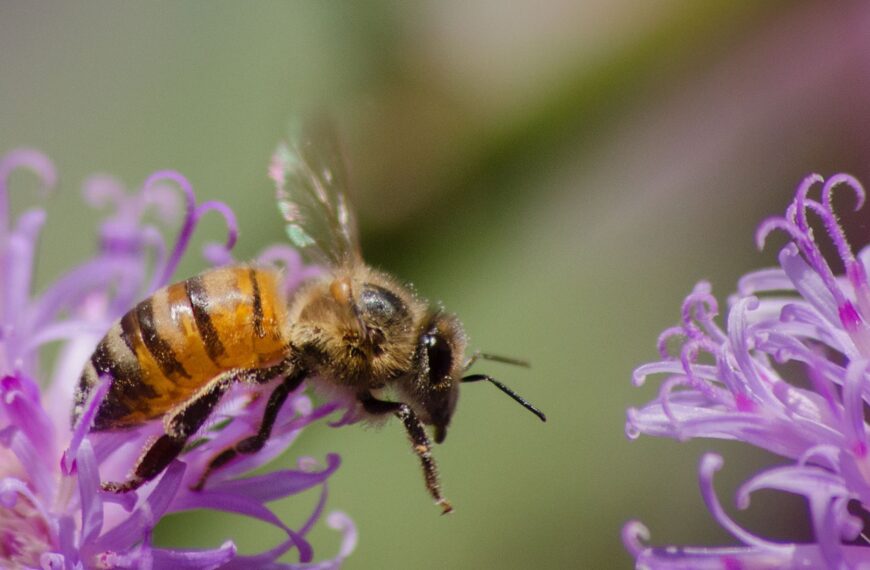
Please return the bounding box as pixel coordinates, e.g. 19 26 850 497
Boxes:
193 366 306 491
362 396 453 514
101 371 238 493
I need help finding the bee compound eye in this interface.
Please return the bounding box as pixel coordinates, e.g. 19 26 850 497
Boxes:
425 333 453 387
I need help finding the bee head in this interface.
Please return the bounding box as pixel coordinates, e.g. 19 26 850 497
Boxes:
412 313 467 444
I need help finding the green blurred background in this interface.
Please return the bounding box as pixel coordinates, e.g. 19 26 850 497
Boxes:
5 2 870 568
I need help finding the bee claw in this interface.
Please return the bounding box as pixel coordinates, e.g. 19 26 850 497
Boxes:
438 499 454 515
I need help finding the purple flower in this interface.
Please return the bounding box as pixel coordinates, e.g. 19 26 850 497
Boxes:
0 149 355 568
624 173 870 569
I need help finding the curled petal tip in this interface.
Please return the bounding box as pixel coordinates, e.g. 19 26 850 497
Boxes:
0 148 57 191
631 370 646 387
621 521 650 557
755 217 784 250
793 173 825 209
824 173 865 211
700 452 724 474
624 410 640 440
82 174 126 209
326 511 358 558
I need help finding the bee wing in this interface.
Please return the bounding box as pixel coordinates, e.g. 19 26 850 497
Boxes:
269 119 362 267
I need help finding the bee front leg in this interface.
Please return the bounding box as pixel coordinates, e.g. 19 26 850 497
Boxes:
101 370 238 493
361 396 453 514
193 365 306 491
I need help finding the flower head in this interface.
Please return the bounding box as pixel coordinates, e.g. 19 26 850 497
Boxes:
0 149 354 568
625 173 870 569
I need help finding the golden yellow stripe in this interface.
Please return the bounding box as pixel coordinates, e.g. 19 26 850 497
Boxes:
203 267 258 369
252 269 290 364
163 282 222 384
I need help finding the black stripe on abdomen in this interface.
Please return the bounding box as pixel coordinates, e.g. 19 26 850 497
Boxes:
134 298 191 379
91 333 141 389
250 268 266 338
90 326 158 429
185 275 226 364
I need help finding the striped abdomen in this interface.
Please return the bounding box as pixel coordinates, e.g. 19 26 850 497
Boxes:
74 266 291 430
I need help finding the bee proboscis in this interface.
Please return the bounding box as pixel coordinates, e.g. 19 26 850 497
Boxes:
73 120 545 513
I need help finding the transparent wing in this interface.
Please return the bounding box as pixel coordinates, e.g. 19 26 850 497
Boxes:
269 118 361 267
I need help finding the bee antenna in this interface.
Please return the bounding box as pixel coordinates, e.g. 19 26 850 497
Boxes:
464 351 530 371
461 374 546 422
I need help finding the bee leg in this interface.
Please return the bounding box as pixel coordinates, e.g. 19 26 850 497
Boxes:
101 371 237 493
361 396 453 514
193 366 306 490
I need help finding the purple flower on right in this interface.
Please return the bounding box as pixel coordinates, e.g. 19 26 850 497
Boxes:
625 174 870 569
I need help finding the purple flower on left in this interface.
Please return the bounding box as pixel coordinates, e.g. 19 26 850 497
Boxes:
0 149 356 569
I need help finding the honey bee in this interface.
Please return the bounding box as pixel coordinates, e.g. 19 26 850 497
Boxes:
72 120 545 513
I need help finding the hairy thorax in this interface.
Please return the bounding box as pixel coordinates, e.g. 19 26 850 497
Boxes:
286 267 426 394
